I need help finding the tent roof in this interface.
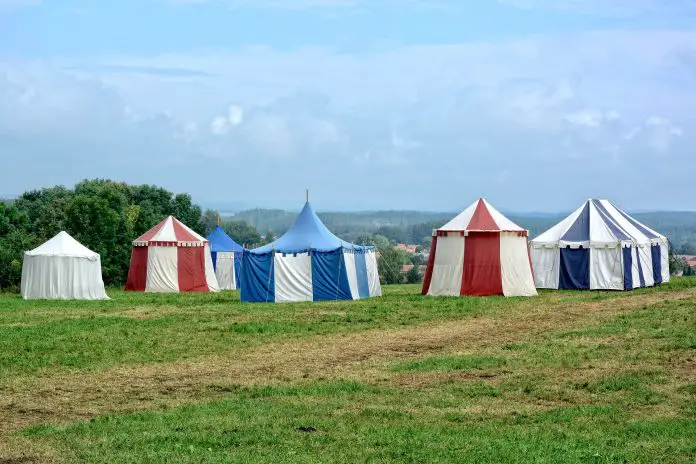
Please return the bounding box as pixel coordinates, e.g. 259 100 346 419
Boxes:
531 199 666 246
134 216 206 246
207 225 244 252
438 198 525 232
251 201 360 253
25 231 98 258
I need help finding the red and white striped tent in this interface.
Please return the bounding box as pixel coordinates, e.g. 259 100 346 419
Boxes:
125 216 219 293
422 198 537 297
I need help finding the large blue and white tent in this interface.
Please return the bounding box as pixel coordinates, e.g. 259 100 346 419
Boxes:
240 201 382 303
530 199 669 290
207 226 245 290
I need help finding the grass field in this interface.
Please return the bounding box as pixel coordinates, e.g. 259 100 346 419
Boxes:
1 280 695 463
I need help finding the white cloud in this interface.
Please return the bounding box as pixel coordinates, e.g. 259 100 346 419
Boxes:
1 29 695 209
210 105 243 135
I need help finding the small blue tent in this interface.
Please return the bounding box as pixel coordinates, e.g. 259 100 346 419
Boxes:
240 201 382 303
207 226 245 290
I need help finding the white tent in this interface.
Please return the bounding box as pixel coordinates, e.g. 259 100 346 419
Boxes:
21 231 109 300
530 199 670 291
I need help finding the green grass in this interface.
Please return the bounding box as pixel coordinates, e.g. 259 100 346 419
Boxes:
2 277 696 462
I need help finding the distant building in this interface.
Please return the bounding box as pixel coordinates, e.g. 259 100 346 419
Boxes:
395 243 418 254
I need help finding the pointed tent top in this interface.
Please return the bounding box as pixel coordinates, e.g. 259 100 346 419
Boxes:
26 231 98 258
438 198 525 232
133 215 207 246
531 199 666 246
251 201 356 253
207 225 245 253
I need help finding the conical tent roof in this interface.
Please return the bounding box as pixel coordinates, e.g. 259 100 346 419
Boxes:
26 231 98 258
532 199 666 247
134 216 206 246
252 202 358 253
439 198 525 232
207 225 244 252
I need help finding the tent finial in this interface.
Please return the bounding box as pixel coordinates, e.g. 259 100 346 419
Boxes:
306 189 309 203
217 213 221 226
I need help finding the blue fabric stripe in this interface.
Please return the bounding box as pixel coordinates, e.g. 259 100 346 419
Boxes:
613 205 659 239
211 251 218 272
561 203 590 242
234 252 242 288
559 247 590 290
591 200 631 241
354 252 370 299
623 247 633 290
651 245 662 285
240 252 275 303
311 250 353 301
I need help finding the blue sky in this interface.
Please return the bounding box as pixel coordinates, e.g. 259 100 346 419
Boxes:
1 0 695 212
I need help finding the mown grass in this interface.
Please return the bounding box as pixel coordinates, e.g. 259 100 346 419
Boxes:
2 278 696 462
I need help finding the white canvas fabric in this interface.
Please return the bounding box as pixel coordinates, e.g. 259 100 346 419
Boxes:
534 204 587 246
637 245 655 287
660 243 670 283
203 244 220 292
484 199 525 231
214 251 236 290
530 245 559 289
21 232 109 300
145 246 179 292
427 235 465 296
439 202 478 230
531 199 670 290
365 250 382 297
630 247 641 290
590 247 623 290
343 251 360 300
500 233 537 296
274 252 312 302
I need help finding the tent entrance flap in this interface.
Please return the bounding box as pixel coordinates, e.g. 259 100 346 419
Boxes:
559 247 590 290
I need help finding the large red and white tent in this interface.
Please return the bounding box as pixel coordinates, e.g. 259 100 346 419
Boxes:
422 198 537 297
125 216 219 293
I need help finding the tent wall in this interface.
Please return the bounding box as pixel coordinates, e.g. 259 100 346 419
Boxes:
426 234 465 296
214 251 236 290
559 248 590 290
311 249 353 301
530 246 559 289
178 246 209 292
145 246 179 292
500 233 536 297
461 232 503 296
354 252 370 299
21 255 109 300
125 247 149 291
589 247 623 290
274 252 312 303
660 242 670 284
343 251 360 300
365 250 382 297
240 252 275 302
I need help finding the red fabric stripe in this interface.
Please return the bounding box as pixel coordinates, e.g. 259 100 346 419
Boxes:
177 246 209 292
421 235 438 295
466 199 499 231
460 232 503 296
134 216 169 243
125 246 148 291
172 217 201 242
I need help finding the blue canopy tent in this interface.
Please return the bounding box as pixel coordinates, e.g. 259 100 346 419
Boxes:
240 201 382 303
207 226 245 290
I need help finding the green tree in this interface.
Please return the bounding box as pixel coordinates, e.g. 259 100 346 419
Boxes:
406 264 422 284
223 220 262 247
261 230 275 246
378 246 409 285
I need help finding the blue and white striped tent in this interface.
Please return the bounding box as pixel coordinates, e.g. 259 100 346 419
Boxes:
530 199 670 290
207 226 244 290
240 201 382 303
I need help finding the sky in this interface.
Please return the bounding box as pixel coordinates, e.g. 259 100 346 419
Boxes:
1 0 695 212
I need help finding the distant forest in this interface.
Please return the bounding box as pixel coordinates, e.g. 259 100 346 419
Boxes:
229 208 696 254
